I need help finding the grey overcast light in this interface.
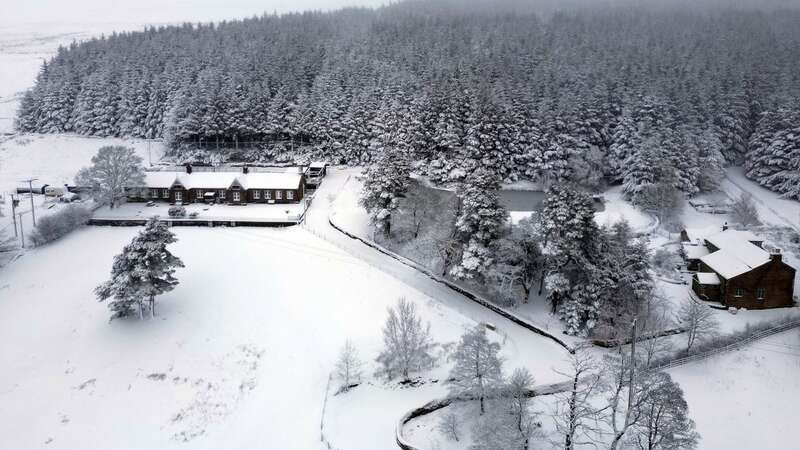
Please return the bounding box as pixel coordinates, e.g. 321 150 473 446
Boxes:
1 0 388 25
2 0 800 449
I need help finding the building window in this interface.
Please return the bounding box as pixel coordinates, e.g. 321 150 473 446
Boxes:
151 189 159 198
162 189 169 199
196 190 203 200
233 191 241 202
286 190 294 200
276 190 282 200
756 287 765 300
253 190 261 200
734 288 744 298
264 190 272 200
218 190 226 200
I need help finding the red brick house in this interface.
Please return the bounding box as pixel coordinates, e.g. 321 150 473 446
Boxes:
125 167 305 205
689 228 796 309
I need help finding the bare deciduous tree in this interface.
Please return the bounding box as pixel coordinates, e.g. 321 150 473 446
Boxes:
75 146 145 209
676 298 719 351
335 340 362 393
438 411 460 442
447 325 504 415
376 297 436 381
504 367 539 448
730 193 761 227
552 347 603 450
628 372 700 450
602 353 648 450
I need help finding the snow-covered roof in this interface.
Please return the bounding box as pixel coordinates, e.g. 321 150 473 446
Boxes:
695 272 721 285
309 161 327 169
143 172 179 188
705 230 768 268
706 229 761 246
682 225 724 243
180 173 238 190
134 171 302 190
683 244 710 260
700 251 754 279
239 173 303 190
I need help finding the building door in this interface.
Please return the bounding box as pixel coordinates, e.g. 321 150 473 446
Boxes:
175 191 183 203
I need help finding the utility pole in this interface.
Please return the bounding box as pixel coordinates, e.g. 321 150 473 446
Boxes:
10 195 19 237
21 178 38 226
627 318 637 415
17 211 27 248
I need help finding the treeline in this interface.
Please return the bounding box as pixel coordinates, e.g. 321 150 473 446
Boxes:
16 1 800 197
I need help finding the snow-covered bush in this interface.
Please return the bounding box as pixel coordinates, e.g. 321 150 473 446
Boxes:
168 206 186 217
29 205 92 247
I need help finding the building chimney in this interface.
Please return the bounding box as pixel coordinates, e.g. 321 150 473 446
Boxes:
770 248 782 262
722 222 728 231
242 166 249 174
185 163 193 174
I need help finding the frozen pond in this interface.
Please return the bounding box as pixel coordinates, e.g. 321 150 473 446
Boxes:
498 189 547 211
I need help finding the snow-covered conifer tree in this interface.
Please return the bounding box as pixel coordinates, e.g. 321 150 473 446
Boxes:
359 144 411 237
451 168 508 280
95 217 184 320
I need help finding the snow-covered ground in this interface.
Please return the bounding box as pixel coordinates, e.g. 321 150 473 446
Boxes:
0 225 472 449
1 166 575 450
0 134 165 249
93 201 307 223
0 134 164 194
594 185 654 232
668 329 800 450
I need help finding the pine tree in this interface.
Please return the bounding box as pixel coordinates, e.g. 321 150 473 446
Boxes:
95 217 184 320
359 145 411 238
451 168 508 280
746 106 800 200
539 184 605 334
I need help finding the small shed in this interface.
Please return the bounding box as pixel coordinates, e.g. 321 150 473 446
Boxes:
693 272 721 301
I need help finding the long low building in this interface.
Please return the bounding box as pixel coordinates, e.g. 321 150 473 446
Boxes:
125 166 306 205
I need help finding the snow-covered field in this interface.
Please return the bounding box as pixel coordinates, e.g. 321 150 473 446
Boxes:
93 201 307 223
668 329 800 450
0 134 164 194
0 134 165 246
0 225 478 449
